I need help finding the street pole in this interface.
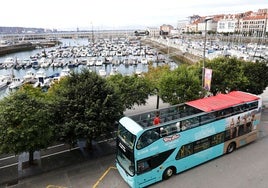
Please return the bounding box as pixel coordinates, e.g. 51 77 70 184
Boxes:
202 17 213 88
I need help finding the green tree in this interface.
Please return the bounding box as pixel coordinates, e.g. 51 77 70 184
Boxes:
144 64 171 92
158 65 201 104
242 60 268 94
203 57 249 95
48 69 124 148
144 64 171 108
0 85 54 165
107 74 152 109
199 57 268 95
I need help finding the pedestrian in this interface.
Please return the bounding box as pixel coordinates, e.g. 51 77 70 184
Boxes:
153 111 160 125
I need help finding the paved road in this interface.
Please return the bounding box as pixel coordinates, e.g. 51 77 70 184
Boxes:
2 94 268 188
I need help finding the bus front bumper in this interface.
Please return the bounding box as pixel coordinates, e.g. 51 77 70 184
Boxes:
116 162 135 188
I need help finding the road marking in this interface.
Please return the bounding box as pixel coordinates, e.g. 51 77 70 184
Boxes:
46 185 67 188
47 143 65 149
42 146 79 158
93 166 117 188
0 155 15 161
0 162 18 169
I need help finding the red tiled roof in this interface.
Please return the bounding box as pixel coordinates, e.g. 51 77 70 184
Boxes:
243 14 267 20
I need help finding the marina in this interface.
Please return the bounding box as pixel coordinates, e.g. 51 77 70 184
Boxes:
0 37 177 98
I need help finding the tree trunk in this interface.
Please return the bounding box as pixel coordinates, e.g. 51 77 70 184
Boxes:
86 139 93 151
156 94 160 109
28 150 34 165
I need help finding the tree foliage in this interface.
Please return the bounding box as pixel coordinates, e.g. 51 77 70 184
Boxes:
0 84 54 164
107 73 152 109
158 65 201 104
203 57 248 95
241 60 268 94
48 69 124 146
143 64 171 92
201 57 268 95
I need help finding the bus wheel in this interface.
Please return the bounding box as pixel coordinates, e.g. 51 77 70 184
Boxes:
227 142 236 154
163 167 174 180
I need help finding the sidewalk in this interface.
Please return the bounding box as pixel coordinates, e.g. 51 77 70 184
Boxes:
124 95 169 116
261 87 268 107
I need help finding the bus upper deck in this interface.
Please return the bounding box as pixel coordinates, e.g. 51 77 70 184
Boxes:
128 91 261 131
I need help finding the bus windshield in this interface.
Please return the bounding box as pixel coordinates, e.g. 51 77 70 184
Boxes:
117 148 135 176
117 123 136 176
118 123 136 149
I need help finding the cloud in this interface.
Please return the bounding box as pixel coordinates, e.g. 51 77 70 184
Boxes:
0 0 267 29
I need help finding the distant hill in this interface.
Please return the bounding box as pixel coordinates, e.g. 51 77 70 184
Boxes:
0 26 55 34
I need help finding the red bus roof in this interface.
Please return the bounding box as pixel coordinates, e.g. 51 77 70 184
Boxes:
186 91 259 112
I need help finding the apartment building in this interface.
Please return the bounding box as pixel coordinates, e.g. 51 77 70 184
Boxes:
239 9 268 36
181 9 268 36
160 24 174 35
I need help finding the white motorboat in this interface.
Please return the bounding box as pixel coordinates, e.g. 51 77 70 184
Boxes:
9 77 24 90
23 70 36 83
60 68 70 78
95 58 103 66
3 57 15 68
0 80 8 90
140 57 148 64
109 67 119 76
34 70 48 87
99 69 107 77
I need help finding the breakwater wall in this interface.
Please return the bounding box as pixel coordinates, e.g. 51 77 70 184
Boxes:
0 42 36 56
0 41 59 56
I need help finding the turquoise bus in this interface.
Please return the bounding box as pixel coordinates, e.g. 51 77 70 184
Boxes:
116 91 262 188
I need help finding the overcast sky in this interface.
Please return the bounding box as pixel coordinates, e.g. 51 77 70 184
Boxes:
1 0 267 30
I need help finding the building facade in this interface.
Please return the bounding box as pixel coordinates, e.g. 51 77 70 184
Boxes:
180 8 268 36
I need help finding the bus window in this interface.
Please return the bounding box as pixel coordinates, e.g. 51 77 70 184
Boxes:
137 129 159 150
168 124 178 134
118 123 136 149
117 149 135 176
200 113 215 125
181 120 191 130
240 104 248 111
160 127 168 137
137 149 175 174
137 160 150 174
211 132 224 146
188 116 200 128
193 137 210 153
247 101 258 110
233 106 243 114
176 143 193 159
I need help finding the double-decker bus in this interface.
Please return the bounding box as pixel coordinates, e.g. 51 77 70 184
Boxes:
116 91 262 188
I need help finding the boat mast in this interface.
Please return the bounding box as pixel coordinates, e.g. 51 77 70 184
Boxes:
91 22 95 44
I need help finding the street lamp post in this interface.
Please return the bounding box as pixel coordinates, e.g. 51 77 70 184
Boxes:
202 17 213 88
